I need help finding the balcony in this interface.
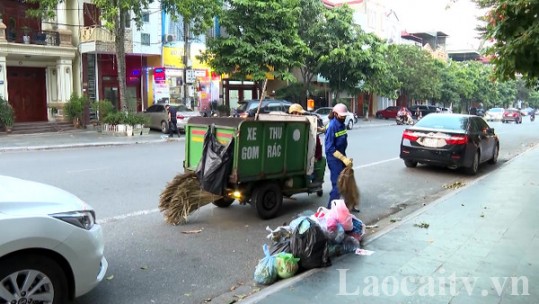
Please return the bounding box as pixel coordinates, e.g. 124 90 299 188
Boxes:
79 26 133 54
5 28 61 46
80 26 115 43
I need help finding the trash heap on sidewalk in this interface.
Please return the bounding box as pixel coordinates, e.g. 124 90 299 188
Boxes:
254 199 366 285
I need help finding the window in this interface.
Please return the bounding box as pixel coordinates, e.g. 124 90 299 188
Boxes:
141 33 150 46
142 11 150 23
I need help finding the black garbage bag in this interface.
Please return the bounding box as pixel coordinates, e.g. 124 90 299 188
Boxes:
290 218 331 270
195 124 234 196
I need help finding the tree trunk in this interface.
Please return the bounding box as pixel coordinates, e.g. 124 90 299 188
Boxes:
184 20 191 107
115 8 127 111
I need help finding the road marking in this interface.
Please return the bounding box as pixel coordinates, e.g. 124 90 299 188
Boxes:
325 157 400 176
101 157 401 224
100 208 160 224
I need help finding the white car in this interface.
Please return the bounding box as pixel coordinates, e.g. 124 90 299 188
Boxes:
484 107 505 121
0 175 108 303
314 107 356 130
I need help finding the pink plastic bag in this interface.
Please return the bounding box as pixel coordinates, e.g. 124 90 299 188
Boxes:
330 200 353 231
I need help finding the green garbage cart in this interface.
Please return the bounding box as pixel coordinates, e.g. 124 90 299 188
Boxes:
184 115 326 219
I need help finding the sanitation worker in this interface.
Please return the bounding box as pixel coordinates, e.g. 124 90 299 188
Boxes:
325 103 354 209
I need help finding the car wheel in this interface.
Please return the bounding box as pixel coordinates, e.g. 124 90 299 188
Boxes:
253 182 283 220
212 198 235 208
466 151 479 175
376 113 383 119
404 160 417 168
0 254 69 304
161 121 169 134
488 144 499 164
347 120 353 130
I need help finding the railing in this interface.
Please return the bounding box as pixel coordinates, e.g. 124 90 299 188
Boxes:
79 26 115 43
5 28 61 46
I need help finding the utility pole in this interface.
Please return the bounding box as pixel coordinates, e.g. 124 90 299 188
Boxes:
183 20 191 108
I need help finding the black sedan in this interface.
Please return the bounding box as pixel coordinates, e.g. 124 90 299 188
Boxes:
399 114 499 175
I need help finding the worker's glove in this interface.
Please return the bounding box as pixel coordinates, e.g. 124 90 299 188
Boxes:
317 126 326 133
333 151 353 167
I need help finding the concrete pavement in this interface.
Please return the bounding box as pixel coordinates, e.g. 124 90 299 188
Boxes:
243 145 539 303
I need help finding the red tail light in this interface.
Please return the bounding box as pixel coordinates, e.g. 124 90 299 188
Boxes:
446 135 468 145
177 114 184 120
402 130 418 141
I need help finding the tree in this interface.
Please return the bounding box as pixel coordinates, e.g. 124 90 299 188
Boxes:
295 0 326 101
33 0 221 110
199 0 308 84
475 0 539 86
390 44 442 104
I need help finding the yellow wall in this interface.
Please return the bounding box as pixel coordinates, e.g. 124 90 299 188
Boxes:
146 56 162 105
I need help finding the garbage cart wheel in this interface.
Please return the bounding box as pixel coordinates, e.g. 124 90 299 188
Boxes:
253 183 283 220
316 190 323 197
212 198 235 208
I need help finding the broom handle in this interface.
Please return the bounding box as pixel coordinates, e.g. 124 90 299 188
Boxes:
254 79 269 121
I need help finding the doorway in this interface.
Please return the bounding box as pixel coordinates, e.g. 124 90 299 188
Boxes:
6 67 47 122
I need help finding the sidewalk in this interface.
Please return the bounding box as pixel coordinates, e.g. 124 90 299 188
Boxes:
0 130 180 152
0 118 392 152
244 145 539 304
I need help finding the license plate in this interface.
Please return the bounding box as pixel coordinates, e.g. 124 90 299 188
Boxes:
422 137 445 147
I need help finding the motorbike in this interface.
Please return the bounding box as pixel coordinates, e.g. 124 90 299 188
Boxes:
396 114 414 125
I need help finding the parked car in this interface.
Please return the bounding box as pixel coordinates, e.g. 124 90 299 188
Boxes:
376 106 401 119
314 107 355 130
484 107 505 121
502 108 522 124
0 175 108 303
409 105 440 118
400 113 499 175
142 103 201 133
234 99 293 118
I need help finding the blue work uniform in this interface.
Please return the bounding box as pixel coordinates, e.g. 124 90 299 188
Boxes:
324 118 348 208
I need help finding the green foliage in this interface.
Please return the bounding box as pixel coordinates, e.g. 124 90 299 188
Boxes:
199 0 307 82
91 100 115 122
64 94 87 122
0 97 15 128
474 0 539 86
389 44 442 102
103 112 125 125
275 83 305 103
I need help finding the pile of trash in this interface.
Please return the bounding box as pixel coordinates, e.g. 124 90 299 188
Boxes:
253 199 366 285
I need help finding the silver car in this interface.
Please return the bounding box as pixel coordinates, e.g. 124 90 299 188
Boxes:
142 103 201 133
0 175 108 303
314 107 355 130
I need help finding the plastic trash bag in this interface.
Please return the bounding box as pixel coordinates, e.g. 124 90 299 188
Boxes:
290 218 331 270
195 124 235 195
254 244 278 285
326 223 345 243
346 218 365 242
275 252 300 279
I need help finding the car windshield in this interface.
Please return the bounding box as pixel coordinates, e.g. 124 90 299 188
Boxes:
415 115 467 131
489 108 503 112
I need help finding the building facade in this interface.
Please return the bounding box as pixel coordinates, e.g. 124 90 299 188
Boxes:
0 0 76 123
78 0 162 112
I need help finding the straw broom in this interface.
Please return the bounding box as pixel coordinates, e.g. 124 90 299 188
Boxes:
159 172 221 225
337 166 360 212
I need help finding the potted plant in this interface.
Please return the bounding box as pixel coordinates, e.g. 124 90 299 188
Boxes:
64 94 85 128
0 97 15 133
21 26 31 44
